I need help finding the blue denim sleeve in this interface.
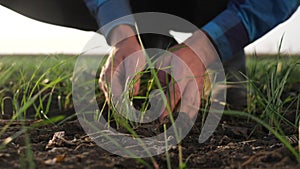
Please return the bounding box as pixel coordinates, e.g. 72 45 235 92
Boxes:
84 0 135 40
202 0 300 61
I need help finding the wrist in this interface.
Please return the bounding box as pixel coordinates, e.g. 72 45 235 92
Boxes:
184 30 220 66
109 25 136 46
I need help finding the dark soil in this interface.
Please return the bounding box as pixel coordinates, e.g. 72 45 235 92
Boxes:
0 113 299 169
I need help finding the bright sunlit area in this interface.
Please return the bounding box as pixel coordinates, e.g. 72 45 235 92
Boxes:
0 5 109 54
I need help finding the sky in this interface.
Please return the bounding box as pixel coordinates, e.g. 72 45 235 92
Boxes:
0 5 299 55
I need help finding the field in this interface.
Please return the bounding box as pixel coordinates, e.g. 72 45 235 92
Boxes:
0 54 300 169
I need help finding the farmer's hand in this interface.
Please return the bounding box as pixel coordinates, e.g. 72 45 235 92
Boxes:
99 25 146 102
157 30 219 122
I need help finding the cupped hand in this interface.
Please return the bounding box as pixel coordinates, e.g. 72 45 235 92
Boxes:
99 25 146 103
157 30 219 122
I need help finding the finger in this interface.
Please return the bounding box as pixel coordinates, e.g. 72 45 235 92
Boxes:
126 67 141 97
133 74 141 96
106 50 125 83
179 79 202 119
99 51 125 101
157 70 171 87
156 53 173 88
159 80 182 123
100 67 125 104
155 54 181 122
123 51 146 96
111 63 126 98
